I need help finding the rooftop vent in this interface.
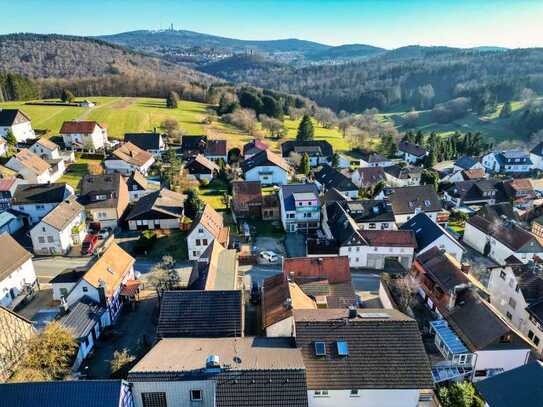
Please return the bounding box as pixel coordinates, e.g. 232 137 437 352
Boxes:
206 354 220 368
314 341 326 356
359 312 390 319
336 341 349 356
348 306 357 319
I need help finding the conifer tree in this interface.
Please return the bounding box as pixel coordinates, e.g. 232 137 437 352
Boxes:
296 114 314 142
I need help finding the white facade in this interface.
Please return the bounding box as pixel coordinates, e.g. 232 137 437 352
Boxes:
0 121 35 143
472 348 531 382
104 158 154 176
308 389 424 407
29 143 60 160
418 234 464 263
530 153 543 171
384 173 421 188
339 244 414 269
30 212 86 256
394 211 439 226
13 202 56 225
482 152 533 174
357 220 397 231
62 126 108 151
131 380 215 407
402 151 426 164
245 165 288 185
0 258 37 307
72 310 109 370
187 225 216 261
453 161 485 173
128 218 180 231
5 158 51 184
488 267 543 355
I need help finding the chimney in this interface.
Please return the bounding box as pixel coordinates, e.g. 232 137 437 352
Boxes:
347 305 357 319
206 355 220 369
461 263 471 274
283 298 292 310
59 297 69 315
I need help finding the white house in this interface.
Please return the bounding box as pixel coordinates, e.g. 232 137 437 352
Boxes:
464 215 543 265
400 212 465 262
530 142 543 171
30 196 86 256
279 183 321 233
126 170 160 202
294 308 434 407
388 185 444 225
453 156 485 173
124 132 166 157
60 120 108 151
384 165 422 187
242 149 290 185
488 264 543 356
398 141 428 164
0 234 38 308
125 188 184 231
187 205 229 260
0 109 36 143
29 138 60 160
105 142 155 176
5 149 63 183
357 152 394 168
280 140 334 167
12 183 74 225
482 150 533 174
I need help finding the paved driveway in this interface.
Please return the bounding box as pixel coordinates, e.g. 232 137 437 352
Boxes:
284 233 306 258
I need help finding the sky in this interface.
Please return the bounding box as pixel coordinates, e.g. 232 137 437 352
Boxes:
2 0 543 49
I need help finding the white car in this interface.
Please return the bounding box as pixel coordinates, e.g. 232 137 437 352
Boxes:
260 251 279 263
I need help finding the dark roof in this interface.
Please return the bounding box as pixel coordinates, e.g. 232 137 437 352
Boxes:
241 149 290 173
280 183 319 211
416 247 468 291
157 290 242 338
217 369 308 407
206 139 227 156
475 362 543 407
454 156 479 170
232 181 262 211
353 166 386 188
384 164 421 180
325 201 364 246
181 135 207 153
468 215 542 252
495 150 532 166
281 140 333 159
50 268 86 284
0 109 30 126
294 308 433 390
243 139 268 156
315 165 358 192
400 212 463 252
477 202 520 223
398 141 427 157
321 188 348 205
344 199 394 223
123 132 162 151
0 380 125 407
79 173 122 209
59 296 106 340
12 183 69 205
531 142 543 157
445 179 507 203
389 185 442 215
125 188 184 221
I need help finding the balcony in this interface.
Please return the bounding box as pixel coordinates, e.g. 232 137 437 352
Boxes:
295 205 319 212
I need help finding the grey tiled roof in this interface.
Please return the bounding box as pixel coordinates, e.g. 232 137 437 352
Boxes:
389 185 442 215
157 290 243 338
59 296 106 340
13 183 69 205
315 165 358 192
280 183 319 211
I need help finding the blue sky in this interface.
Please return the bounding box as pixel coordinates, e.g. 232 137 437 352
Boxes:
3 0 542 49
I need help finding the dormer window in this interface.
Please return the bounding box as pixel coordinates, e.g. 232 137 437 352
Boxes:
314 341 326 356
336 341 349 356
95 194 107 200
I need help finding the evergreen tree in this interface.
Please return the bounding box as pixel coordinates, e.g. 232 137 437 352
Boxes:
61 89 75 103
421 169 439 191
261 95 283 119
166 91 180 108
379 133 397 157
5 129 17 147
500 101 512 118
238 90 263 114
415 130 425 146
299 153 311 175
184 188 204 220
424 151 437 169
297 114 314 142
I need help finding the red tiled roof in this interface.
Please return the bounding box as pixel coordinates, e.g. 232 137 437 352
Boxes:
507 178 533 191
0 177 17 192
360 230 418 248
283 256 351 284
60 121 102 134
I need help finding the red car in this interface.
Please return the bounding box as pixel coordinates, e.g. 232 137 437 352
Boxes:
81 234 98 256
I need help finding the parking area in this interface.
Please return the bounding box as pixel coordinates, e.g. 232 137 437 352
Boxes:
284 233 306 258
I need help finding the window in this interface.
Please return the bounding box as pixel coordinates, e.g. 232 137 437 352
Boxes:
193 251 199 257
369 223 376 229
47 236 54 243
82 286 88 293
196 239 201 246
500 271 506 280
508 297 517 309
336 341 349 356
529 330 535 340
314 390 329 397
515 285 520 293
198 228 204 234
141 392 167 407
190 390 202 401
474 370 487 377
350 390 359 397
506 311 512 320
60 288 68 298
202 239 208 246
42 227 46 232
535 336 540 346
500 334 512 343
38 237 45 243
314 341 326 356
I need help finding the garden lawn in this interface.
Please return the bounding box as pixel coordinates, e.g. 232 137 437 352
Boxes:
58 157 102 191
198 178 229 210
147 230 188 261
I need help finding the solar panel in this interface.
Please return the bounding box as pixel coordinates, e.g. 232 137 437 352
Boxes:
314 341 326 356
336 341 349 356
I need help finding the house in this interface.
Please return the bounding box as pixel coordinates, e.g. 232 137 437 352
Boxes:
30 196 86 255
443 179 506 208
205 139 227 162
128 337 308 407
243 138 268 159
231 180 262 219
242 149 291 185
59 296 108 370
0 109 35 143
60 120 108 151
188 240 239 291
180 135 207 158
0 177 19 210
156 290 242 338
12 183 74 225
488 263 543 354
0 380 134 407
0 234 38 308
262 273 317 337
125 188 185 231
29 137 60 160
124 132 166 156
187 205 229 260
464 215 543 265
475 361 543 407
283 256 356 308
262 193 280 220
79 173 129 229
482 150 533 174
278 183 320 233
503 178 535 204
412 249 534 382
477 202 521 224
384 164 422 187
453 156 485 172
388 185 444 225
6 149 63 183
281 140 333 167
126 170 160 202
400 212 465 262
341 199 396 230
294 308 433 407
398 140 428 164
50 268 87 301
64 242 136 323
530 141 543 171
357 151 393 168
0 209 24 235
0 306 34 382
0 138 6 156
441 168 487 184
314 165 358 198
185 154 219 182
350 166 386 189
105 142 155 176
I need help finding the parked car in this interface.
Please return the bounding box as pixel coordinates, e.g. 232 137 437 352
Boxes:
250 281 261 305
260 250 278 262
97 227 112 240
81 235 98 256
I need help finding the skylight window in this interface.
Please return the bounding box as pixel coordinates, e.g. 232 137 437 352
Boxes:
314 341 326 356
336 341 349 356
